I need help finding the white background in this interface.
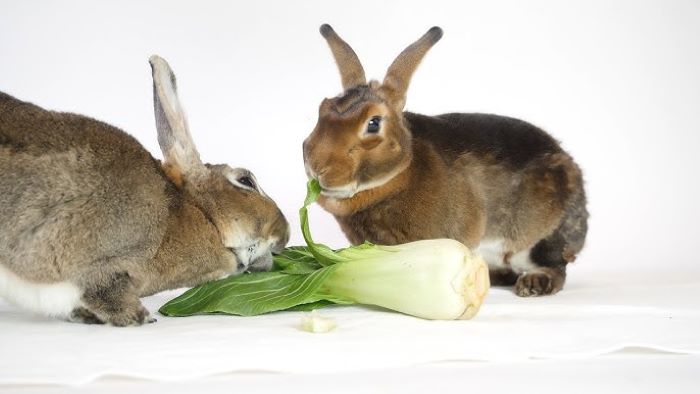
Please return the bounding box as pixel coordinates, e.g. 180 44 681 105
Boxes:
2 2 700 392
2 0 699 284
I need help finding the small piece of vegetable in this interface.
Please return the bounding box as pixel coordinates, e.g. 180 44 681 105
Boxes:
159 180 489 320
300 310 337 333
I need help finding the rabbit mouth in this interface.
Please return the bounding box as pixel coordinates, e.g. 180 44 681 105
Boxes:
320 184 358 199
319 163 410 199
246 252 274 272
228 242 275 273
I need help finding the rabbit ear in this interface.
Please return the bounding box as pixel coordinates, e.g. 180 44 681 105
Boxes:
320 24 367 90
149 55 206 178
381 27 443 109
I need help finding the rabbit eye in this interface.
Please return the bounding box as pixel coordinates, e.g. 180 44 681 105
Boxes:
237 176 256 189
366 116 382 134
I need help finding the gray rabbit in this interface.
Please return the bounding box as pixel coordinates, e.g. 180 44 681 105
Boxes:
0 56 289 325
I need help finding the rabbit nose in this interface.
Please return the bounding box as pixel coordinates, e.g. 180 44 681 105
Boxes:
306 164 331 183
304 162 317 180
230 244 257 266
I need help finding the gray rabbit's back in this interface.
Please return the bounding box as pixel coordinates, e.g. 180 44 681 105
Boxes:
0 92 171 284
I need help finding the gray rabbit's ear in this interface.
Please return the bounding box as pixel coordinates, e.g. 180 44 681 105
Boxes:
380 27 443 110
149 55 206 178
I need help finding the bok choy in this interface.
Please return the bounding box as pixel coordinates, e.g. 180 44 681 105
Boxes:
159 180 489 320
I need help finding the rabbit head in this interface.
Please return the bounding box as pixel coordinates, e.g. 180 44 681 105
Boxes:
150 56 289 272
303 25 442 199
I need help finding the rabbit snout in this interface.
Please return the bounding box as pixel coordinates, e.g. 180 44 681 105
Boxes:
302 144 357 197
228 212 289 273
229 239 275 273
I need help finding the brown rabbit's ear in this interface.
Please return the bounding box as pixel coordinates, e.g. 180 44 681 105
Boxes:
320 24 367 90
380 27 443 110
149 55 206 179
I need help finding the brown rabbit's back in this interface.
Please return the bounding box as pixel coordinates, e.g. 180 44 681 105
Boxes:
0 92 171 283
406 112 563 168
334 111 583 247
405 111 585 245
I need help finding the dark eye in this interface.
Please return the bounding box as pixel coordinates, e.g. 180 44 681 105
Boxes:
237 176 255 189
366 116 382 134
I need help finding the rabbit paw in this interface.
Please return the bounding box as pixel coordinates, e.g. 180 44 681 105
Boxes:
69 307 105 325
103 304 154 327
81 271 155 326
514 268 564 297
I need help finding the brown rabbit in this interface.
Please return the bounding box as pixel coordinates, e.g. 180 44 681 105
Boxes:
303 25 588 296
0 56 289 325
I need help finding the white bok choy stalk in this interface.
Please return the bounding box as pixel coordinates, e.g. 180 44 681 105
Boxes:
318 238 488 319
159 180 489 320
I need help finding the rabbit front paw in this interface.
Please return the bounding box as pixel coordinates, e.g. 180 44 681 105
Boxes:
80 271 155 326
70 304 154 326
514 268 565 297
103 304 154 327
69 307 104 324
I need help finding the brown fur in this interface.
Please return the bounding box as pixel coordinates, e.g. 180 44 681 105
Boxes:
304 26 588 297
0 56 289 325
162 162 184 187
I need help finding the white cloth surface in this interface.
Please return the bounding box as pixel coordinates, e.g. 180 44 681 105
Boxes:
1 272 699 385
3 353 700 394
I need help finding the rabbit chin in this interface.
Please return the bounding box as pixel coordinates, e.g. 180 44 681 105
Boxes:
0 265 82 319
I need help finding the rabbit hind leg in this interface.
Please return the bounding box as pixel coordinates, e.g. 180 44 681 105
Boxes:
515 194 588 297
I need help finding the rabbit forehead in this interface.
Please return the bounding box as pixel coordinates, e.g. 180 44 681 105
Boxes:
323 84 386 115
317 100 391 137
